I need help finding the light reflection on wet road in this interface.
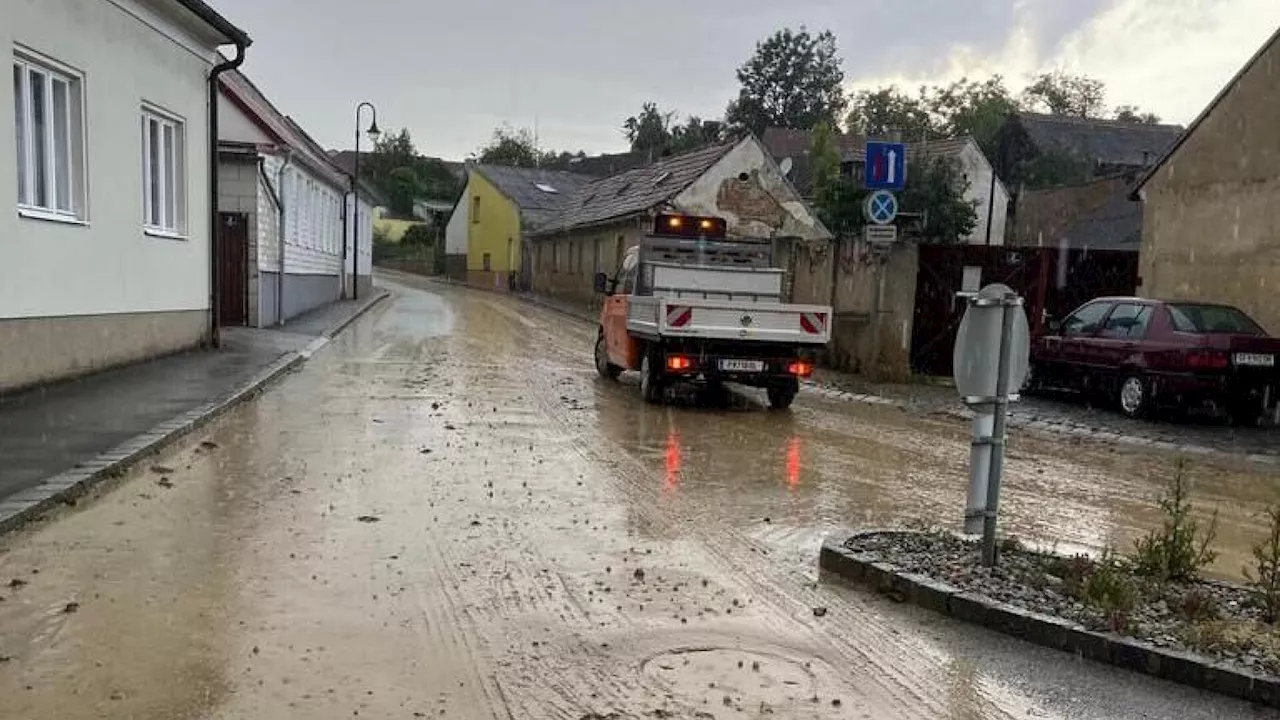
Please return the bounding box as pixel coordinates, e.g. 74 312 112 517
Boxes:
1 272 1277 719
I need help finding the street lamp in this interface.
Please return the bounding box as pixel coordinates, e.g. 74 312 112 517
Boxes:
351 102 380 301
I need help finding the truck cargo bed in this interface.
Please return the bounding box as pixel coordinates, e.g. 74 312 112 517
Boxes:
627 296 831 345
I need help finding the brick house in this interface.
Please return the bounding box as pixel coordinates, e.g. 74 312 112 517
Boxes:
1132 26 1280 334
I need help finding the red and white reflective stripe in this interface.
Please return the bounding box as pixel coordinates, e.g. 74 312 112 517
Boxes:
666 305 693 328
800 311 827 335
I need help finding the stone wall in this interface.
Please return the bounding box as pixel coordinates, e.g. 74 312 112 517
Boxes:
1139 35 1280 334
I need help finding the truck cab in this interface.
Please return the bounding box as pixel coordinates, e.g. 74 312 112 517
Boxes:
593 213 832 409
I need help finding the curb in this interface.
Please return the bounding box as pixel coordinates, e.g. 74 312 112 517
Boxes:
802 382 1280 467
0 290 390 536
819 532 1280 707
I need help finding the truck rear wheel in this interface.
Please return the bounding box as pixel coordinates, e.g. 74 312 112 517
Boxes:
640 350 665 405
767 381 798 410
595 333 621 380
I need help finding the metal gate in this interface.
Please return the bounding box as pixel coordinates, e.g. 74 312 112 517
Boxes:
218 212 249 326
910 245 1139 377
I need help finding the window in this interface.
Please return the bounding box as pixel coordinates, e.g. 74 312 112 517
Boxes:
141 107 185 233
1168 304 1265 335
1102 304 1153 339
1061 302 1111 336
619 247 639 294
14 52 85 218
483 252 491 271
471 196 480 223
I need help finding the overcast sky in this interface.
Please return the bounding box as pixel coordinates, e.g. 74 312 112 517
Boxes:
210 0 1280 161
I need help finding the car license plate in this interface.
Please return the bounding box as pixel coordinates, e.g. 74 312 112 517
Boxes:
1235 353 1276 367
719 359 765 373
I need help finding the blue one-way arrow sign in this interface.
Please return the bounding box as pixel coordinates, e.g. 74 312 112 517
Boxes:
865 141 906 191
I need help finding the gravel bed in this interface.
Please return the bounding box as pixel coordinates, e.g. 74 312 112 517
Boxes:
847 531 1280 676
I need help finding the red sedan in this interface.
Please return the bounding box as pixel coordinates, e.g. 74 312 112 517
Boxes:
1029 297 1280 424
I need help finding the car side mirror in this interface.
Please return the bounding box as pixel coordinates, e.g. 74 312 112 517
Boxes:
593 272 611 295
1046 319 1062 333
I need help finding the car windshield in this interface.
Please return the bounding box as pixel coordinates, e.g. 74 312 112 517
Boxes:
1167 304 1265 335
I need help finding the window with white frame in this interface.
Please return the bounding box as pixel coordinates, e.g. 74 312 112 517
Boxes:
141 106 186 233
13 51 86 218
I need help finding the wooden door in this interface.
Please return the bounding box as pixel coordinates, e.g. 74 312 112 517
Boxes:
218 212 248 326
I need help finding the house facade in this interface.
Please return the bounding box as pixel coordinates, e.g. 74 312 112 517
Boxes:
1 0 249 392
760 128 1009 245
443 165 593 291
1133 27 1280 334
529 137 832 310
218 68 354 327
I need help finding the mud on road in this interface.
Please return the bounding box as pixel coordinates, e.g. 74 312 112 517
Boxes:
1 273 1277 719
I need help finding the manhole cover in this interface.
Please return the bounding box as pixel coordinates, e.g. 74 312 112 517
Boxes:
642 647 816 711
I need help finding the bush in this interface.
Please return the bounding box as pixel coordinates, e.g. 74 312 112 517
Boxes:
1246 505 1280 623
373 225 392 246
1083 548 1138 632
401 223 434 247
1129 458 1219 582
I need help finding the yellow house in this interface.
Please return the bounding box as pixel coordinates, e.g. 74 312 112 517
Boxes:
445 165 592 290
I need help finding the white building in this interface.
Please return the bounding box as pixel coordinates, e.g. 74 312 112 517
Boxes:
0 0 250 392
217 68 373 327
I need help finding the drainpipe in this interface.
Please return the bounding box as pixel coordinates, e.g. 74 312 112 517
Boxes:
258 149 291 325
208 42 249 348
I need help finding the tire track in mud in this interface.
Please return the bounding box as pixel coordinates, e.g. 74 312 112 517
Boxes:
506 325 1036 719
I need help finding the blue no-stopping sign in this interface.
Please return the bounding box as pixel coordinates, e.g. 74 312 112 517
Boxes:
865 190 898 225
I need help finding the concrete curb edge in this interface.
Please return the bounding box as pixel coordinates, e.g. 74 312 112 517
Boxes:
819 532 1280 707
0 291 390 536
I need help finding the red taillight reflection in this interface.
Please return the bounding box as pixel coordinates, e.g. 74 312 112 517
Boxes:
667 355 695 372
787 361 813 377
1185 350 1230 370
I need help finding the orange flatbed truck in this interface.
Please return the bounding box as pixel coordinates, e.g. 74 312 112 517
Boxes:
592 214 833 409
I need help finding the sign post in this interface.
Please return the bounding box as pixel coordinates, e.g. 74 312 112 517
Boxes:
952 283 1030 566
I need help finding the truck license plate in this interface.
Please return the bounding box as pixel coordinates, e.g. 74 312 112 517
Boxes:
1235 353 1276 367
720 359 765 373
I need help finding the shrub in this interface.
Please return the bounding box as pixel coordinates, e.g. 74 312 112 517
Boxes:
373 225 392 246
1245 505 1280 623
1179 587 1220 622
1129 458 1219 582
1083 548 1138 632
401 224 434 247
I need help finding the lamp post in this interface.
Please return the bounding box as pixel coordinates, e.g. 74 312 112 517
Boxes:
351 102 380 301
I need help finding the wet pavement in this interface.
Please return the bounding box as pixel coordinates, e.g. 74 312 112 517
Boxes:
2 273 1279 719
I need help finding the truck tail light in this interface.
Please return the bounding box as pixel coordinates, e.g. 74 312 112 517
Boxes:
667 306 693 328
788 361 813 377
800 312 827 335
1185 350 1230 370
666 355 695 372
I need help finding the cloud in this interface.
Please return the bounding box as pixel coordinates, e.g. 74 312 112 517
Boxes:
845 0 1280 124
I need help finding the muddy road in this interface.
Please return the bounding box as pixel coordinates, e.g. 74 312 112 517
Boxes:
1 272 1278 719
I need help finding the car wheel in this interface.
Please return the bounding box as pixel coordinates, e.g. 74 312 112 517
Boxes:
767 381 798 411
1021 362 1042 396
1118 374 1149 419
640 350 664 405
594 333 621 380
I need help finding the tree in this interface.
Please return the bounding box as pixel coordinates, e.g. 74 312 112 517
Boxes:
1114 105 1162 124
670 117 723 153
1022 71 1107 118
846 86 936 140
809 122 861 239
477 125 547 167
363 128 461 216
623 102 675 159
900 156 978 244
725 27 846 136
926 76 1020 154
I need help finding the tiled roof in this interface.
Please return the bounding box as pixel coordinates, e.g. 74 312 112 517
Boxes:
1060 192 1143 251
534 142 738 235
1014 112 1183 169
470 165 595 231
541 151 652 178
